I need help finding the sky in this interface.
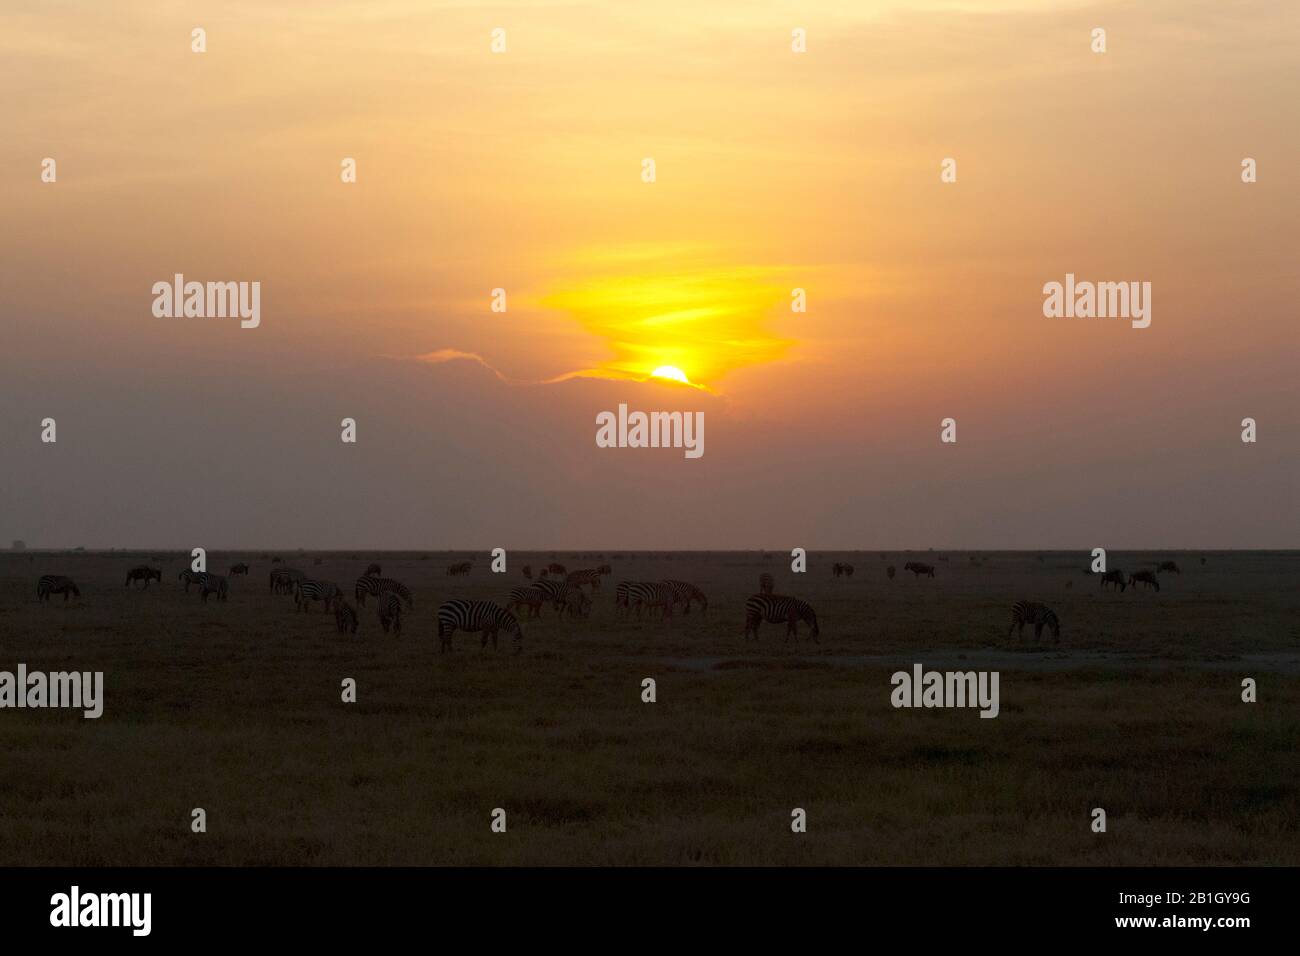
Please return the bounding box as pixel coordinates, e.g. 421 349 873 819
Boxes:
0 0 1296 549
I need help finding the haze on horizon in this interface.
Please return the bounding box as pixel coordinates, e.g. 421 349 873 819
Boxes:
1 0 1296 550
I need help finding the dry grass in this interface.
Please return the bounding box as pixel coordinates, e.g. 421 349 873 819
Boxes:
0 550 1296 865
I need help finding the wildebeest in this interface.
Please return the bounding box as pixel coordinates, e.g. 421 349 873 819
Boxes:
1129 570 1160 592
903 561 935 578
1099 569 1127 592
125 566 162 589
229 562 250 576
886 565 896 580
1157 561 1181 574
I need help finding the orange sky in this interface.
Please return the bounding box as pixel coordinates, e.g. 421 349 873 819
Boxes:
1 0 1296 548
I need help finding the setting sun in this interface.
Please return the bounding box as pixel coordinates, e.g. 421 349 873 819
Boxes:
651 365 690 384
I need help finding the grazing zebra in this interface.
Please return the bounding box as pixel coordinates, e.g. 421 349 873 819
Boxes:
437 599 523 653
335 599 359 634
179 569 203 592
614 580 634 615
446 561 472 576
758 572 774 595
376 592 404 636
1157 561 1181 574
903 561 935 578
886 565 896 580
37 575 80 602
229 562 250 576
269 567 304 594
1008 601 1060 642
1129 570 1160 592
508 585 548 619
354 575 413 608
627 581 676 619
125 566 161 589
546 563 567 575
664 579 708 614
197 572 228 603
566 568 603 591
1099 569 1127 592
364 562 382 577
744 594 819 642
295 579 340 612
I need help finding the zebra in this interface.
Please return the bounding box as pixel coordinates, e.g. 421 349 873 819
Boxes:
37 575 80 602
436 599 523 653
614 580 634 615
566 568 603 591
295 579 340 612
597 564 612 575
179 569 203 592
1008 601 1060 642
354 575 413 608
1099 569 1127 592
125 566 161 589
903 561 935 578
269 567 304 595
1157 561 1181 575
508 585 548 619
229 562 250 576
744 594 819 642
627 581 676 619
446 561 472 576
886 565 896 580
335 599 359 635
364 562 382 577
664 579 708 614
1129 570 1161 592
546 562 567 575
197 572 228 603
758 572 774 595
376 592 404 636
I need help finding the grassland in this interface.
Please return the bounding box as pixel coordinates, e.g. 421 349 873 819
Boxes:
0 550 1296 865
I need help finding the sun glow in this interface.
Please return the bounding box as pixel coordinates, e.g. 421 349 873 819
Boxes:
651 365 690 384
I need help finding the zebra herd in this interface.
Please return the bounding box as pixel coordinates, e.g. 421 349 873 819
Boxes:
27 553 1202 650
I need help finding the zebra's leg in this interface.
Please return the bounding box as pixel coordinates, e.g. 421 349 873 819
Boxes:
1034 622 1044 642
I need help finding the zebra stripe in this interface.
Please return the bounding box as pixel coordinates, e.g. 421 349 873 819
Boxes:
354 575 413 608
335 599 360 634
508 585 548 618
37 575 80 602
627 582 676 619
566 568 603 591
436 599 523 653
376 592 404 635
744 594 819 642
1008 601 1059 642
295 579 340 612
664 579 708 614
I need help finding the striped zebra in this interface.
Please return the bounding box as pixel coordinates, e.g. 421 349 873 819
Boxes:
535 579 591 618
364 562 382 577
179 569 203 592
1099 569 1127 592
508 585 548 619
335 599 359 635
566 568 603 591
295 579 340 612
197 572 228 603
446 561 472 576
269 567 304 595
1008 601 1060 642
1129 570 1160 592
376 592 404 636
614 580 634 615
37 575 80 602
437 599 523 653
125 566 161 588
354 575 413 608
229 563 250 576
903 561 935 578
627 582 676 619
758 572 774 595
1157 561 1181 575
664 579 708 614
744 594 819 642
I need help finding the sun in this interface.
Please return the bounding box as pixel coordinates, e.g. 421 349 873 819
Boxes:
650 365 690 384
